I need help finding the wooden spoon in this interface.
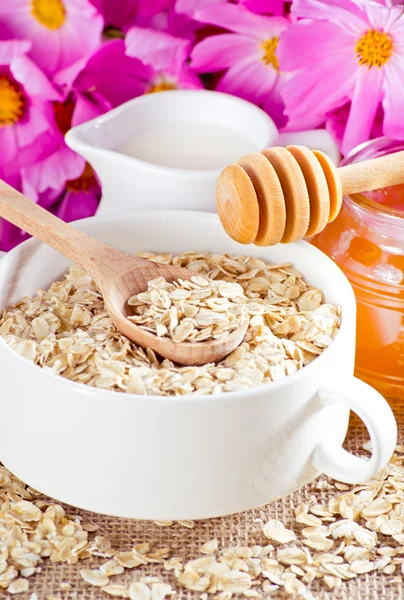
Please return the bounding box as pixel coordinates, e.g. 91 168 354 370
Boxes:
216 145 404 246
0 180 248 366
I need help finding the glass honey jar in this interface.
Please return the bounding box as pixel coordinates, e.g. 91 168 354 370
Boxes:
312 137 404 399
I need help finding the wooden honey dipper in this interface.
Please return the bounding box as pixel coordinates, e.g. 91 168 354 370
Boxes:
216 145 404 246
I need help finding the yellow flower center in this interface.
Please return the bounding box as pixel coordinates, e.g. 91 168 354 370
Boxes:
261 37 279 70
66 163 97 192
146 80 177 94
0 75 26 127
31 0 66 30
355 29 393 68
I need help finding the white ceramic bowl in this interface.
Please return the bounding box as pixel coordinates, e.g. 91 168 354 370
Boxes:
0 212 396 520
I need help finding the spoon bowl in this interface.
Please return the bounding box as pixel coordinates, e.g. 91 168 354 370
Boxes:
101 262 249 366
0 180 248 366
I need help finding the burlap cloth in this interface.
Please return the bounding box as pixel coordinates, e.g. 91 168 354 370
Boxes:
8 397 404 600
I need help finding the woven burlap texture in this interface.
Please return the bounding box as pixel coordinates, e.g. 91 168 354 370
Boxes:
4 397 403 600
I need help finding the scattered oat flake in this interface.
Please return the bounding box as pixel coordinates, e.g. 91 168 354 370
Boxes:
361 499 392 518
9 578 29 594
80 568 109 587
201 539 219 554
178 520 195 528
102 584 130 597
277 547 307 565
380 519 403 536
100 559 125 576
115 552 145 568
60 582 71 591
263 519 296 543
151 582 174 600
129 582 151 600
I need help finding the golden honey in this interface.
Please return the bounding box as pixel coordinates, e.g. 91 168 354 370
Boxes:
313 138 404 399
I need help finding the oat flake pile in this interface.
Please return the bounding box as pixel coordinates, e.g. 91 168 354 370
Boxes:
127 275 248 343
0 251 340 395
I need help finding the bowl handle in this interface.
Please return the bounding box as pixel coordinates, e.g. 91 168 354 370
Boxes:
311 377 397 484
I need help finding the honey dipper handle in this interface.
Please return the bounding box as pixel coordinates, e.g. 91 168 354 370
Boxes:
0 179 145 283
338 150 404 195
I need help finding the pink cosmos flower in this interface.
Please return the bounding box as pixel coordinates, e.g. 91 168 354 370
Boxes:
278 0 404 154
19 38 153 232
16 37 162 242
21 64 112 202
0 39 60 177
0 40 91 251
189 4 289 126
4 95 103 250
55 40 149 109
125 27 203 91
0 0 103 75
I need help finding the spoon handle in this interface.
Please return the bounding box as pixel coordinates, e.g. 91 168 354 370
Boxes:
339 150 404 195
0 179 143 282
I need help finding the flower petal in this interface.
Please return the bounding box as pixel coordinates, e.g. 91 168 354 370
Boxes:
0 0 103 75
281 51 357 121
278 20 356 71
194 3 287 39
290 0 367 35
17 128 61 171
38 187 64 210
191 34 260 72
325 102 351 150
15 103 55 149
21 147 85 201
10 54 60 100
382 59 404 140
72 94 110 128
326 101 384 152
342 66 383 155
0 222 30 252
242 0 285 15
56 187 100 222
90 0 139 30
175 0 224 18
363 3 403 32
262 73 286 128
126 26 190 72
217 55 277 104
172 65 203 89
137 0 173 21
67 40 150 108
0 126 18 166
0 39 31 64
53 56 90 92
